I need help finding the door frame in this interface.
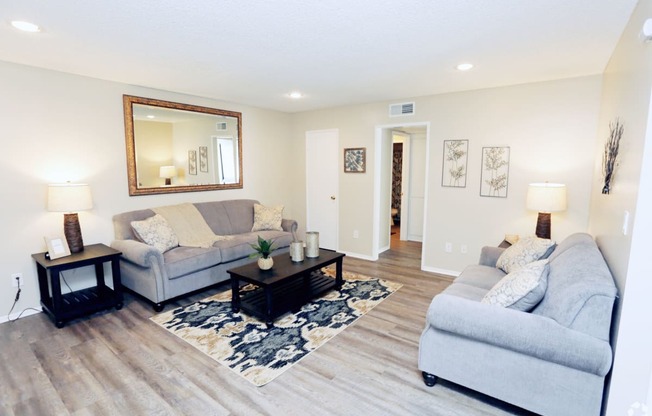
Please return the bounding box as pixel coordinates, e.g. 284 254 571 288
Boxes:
373 122 430 267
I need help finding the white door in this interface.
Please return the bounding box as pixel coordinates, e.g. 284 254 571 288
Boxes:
306 129 339 250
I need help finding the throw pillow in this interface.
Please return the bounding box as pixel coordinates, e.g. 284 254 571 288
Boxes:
496 235 555 273
131 214 179 253
251 204 284 232
481 259 549 311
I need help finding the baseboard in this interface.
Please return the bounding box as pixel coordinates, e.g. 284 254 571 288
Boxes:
0 306 42 324
340 251 378 261
421 265 460 277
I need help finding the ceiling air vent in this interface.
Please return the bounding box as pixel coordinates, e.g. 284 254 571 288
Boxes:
389 102 415 117
216 122 228 131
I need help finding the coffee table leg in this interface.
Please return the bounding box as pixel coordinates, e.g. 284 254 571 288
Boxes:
265 287 274 328
231 277 240 312
335 258 344 290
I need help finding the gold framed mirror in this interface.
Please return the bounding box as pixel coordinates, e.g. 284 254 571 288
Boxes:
123 95 243 196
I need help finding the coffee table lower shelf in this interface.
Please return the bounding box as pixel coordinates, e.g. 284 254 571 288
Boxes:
237 272 338 326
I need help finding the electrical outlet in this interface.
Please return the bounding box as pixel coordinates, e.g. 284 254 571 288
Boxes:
445 242 452 253
461 244 468 254
353 230 359 239
11 273 23 287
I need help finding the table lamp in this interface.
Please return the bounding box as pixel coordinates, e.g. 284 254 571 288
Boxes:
159 166 177 186
526 183 567 239
48 183 93 253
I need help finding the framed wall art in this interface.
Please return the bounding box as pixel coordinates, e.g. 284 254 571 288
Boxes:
344 147 366 173
442 139 468 188
199 146 209 172
188 150 197 175
480 146 510 198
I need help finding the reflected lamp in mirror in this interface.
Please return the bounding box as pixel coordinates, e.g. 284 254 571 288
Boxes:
159 165 177 186
526 183 567 239
47 183 93 253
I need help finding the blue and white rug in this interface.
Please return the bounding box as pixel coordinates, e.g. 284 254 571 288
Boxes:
150 269 401 386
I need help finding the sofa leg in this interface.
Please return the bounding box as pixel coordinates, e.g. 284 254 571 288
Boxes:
422 371 438 387
153 302 164 312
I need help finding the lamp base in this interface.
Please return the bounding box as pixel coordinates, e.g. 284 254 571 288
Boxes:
63 213 84 253
164 178 171 186
535 212 551 240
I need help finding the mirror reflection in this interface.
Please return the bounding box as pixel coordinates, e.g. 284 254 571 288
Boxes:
123 95 243 196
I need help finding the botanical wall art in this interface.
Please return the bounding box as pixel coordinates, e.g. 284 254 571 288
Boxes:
344 148 366 173
199 146 209 172
442 140 468 188
480 146 510 198
602 118 624 195
188 150 197 175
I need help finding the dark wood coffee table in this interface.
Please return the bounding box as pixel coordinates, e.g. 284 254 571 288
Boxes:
227 249 345 327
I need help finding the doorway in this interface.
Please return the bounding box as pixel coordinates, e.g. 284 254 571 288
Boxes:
373 123 429 266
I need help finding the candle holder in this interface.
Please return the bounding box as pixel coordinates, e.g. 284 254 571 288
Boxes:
290 241 304 262
306 231 320 258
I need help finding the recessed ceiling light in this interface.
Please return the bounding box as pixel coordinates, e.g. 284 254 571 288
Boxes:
288 91 303 99
11 20 41 33
146 115 156 119
456 63 474 71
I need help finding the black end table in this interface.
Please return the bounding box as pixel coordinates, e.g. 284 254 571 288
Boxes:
32 243 123 328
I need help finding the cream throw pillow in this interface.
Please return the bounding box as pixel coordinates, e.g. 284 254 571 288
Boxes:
482 259 549 311
131 214 179 253
252 204 284 231
496 235 555 273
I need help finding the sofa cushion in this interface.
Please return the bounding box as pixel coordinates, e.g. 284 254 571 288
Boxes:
130 214 179 253
222 199 258 234
215 231 294 263
532 237 617 338
194 201 234 235
496 236 555 273
252 204 284 231
163 246 222 280
454 265 506 290
482 260 549 311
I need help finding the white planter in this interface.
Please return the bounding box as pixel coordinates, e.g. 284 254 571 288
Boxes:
258 256 274 270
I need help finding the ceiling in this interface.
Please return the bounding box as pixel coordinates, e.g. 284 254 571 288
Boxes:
0 1 638 113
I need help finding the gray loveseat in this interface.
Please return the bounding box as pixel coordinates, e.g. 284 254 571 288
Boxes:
111 199 297 311
419 233 617 416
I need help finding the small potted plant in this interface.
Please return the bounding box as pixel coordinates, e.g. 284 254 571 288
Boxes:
249 235 276 270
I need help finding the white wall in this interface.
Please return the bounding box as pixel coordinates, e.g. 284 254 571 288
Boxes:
291 76 602 271
589 0 652 412
0 61 299 321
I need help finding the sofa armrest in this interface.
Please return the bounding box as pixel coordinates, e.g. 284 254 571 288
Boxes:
110 239 164 268
478 246 505 267
427 294 613 376
282 219 299 240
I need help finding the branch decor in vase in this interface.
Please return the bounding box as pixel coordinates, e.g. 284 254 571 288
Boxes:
249 235 276 270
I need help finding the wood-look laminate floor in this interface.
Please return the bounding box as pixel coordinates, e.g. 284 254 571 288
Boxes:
0 238 533 416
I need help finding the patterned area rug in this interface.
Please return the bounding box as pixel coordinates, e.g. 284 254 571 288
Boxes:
150 269 401 386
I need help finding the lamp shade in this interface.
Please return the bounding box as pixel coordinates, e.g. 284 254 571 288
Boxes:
526 183 567 213
159 166 177 178
47 183 93 212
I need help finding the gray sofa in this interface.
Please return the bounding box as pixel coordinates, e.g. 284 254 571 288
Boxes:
419 233 617 416
111 199 297 311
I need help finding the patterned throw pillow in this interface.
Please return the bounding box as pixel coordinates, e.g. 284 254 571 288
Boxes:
251 204 284 232
482 260 549 311
496 236 555 273
131 214 179 253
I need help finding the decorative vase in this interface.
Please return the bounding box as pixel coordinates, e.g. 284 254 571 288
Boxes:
306 231 319 258
258 256 273 270
290 241 304 262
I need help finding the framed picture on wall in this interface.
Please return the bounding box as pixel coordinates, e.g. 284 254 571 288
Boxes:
442 140 468 188
480 146 510 197
199 146 208 172
344 147 366 173
188 150 197 175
